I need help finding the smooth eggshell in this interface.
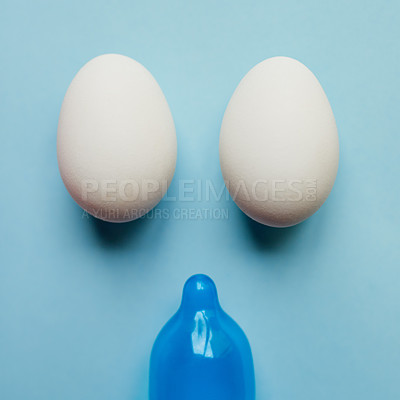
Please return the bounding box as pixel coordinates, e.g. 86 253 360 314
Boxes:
57 54 177 222
219 56 339 227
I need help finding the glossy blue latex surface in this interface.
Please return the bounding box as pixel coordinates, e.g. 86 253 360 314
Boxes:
149 274 255 400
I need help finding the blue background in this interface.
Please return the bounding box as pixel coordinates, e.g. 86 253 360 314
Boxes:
1 1 399 399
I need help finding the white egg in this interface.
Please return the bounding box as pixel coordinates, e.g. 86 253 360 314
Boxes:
57 54 177 223
219 57 339 228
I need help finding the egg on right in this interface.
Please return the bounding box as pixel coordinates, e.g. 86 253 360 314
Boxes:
219 56 339 228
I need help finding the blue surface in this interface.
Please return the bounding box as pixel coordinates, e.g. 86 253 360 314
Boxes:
0 1 399 399
150 274 255 400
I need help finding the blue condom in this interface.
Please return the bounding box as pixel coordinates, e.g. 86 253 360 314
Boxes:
149 274 255 400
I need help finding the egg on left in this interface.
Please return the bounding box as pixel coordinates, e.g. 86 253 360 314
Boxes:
57 54 177 223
